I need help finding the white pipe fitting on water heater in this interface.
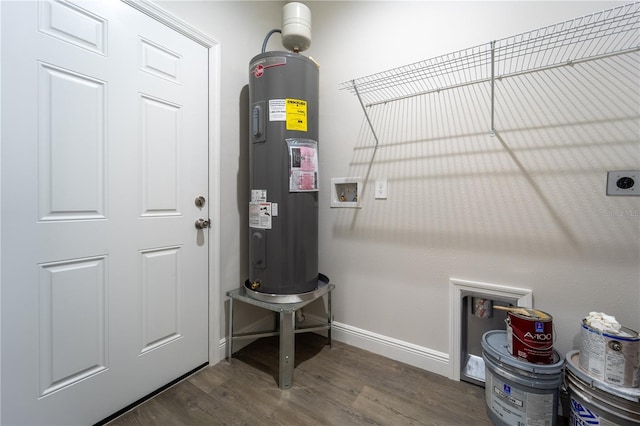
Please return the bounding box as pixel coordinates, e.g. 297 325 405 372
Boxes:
281 2 311 52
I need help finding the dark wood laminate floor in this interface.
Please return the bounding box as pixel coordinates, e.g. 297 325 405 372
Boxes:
107 333 491 425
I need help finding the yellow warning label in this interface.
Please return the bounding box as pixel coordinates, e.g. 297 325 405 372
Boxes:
286 98 307 132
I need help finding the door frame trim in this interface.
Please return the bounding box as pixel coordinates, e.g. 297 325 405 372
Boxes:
121 0 222 365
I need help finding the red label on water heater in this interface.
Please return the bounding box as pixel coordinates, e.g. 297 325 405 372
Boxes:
250 56 287 78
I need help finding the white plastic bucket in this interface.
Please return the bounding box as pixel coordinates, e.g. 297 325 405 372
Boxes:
482 330 564 426
579 320 640 388
566 350 640 425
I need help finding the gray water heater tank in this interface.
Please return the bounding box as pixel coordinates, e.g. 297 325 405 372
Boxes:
248 51 319 295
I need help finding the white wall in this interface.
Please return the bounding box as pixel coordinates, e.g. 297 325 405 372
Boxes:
159 1 639 373
309 0 639 361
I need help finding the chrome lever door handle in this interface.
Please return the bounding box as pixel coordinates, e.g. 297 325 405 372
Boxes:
195 218 211 229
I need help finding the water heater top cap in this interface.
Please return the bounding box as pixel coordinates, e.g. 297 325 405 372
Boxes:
281 2 311 52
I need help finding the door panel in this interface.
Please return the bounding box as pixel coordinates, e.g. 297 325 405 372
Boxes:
140 94 181 216
1 1 209 424
140 246 182 354
38 256 108 397
38 62 107 221
38 0 107 55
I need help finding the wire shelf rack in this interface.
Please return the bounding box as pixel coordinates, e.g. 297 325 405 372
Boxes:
340 2 640 107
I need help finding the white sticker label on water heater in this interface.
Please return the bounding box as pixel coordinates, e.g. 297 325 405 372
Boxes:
249 202 272 229
269 99 286 121
251 189 267 202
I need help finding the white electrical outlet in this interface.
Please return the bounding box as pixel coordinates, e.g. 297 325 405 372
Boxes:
375 179 387 199
607 170 640 196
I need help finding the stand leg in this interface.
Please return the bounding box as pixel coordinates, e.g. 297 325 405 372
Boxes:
227 298 234 362
279 311 295 389
328 290 333 348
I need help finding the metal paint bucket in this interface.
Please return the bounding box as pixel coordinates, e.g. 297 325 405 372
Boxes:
506 309 554 364
482 331 564 426
566 350 640 425
579 320 640 388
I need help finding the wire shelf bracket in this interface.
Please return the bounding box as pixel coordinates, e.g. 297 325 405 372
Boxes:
352 79 381 149
341 2 640 136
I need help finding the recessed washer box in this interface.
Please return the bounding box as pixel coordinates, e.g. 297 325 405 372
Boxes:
330 177 361 208
606 170 640 196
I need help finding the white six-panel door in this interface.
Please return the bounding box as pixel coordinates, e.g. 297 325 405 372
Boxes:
1 1 210 424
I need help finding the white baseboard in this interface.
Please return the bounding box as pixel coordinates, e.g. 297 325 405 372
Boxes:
329 320 450 378
218 313 450 379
